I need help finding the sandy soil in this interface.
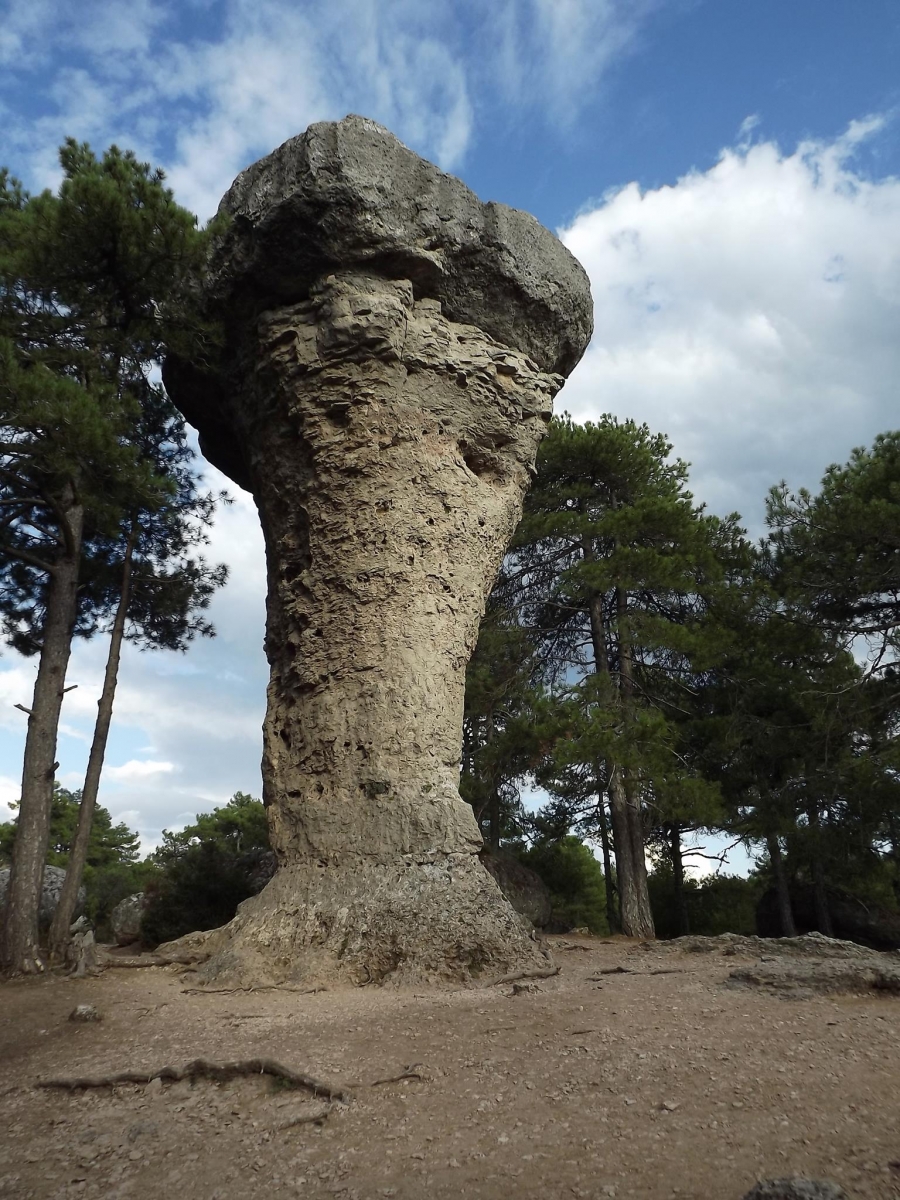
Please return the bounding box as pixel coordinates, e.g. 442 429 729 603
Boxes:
1 936 898 1200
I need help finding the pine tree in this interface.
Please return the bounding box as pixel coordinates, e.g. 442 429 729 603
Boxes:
765 432 900 663
0 142 219 974
47 388 228 958
509 415 741 937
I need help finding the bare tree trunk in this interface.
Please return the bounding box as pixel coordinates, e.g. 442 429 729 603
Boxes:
48 524 137 959
766 831 797 937
668 822 689 936
1 490 84 976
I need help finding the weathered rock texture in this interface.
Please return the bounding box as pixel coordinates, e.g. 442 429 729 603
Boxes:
481 852 553 929
163 116 592 987
110 893 146 946
662 931 900 997
0 865 84 930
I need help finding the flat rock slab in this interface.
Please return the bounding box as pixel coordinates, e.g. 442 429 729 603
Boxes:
728 957 900 997
663 931 893 960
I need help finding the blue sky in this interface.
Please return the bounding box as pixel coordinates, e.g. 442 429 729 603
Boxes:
1 0 899 873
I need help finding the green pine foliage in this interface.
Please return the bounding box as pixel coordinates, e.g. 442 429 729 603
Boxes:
463 417 900 943
141 794 269 946
0 142 224 653
0 786 153 936
647 866 763 938
515 836 609 934
0 141 227 971
766 432 900 655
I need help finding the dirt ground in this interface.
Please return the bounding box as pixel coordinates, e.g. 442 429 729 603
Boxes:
1 936 898 1200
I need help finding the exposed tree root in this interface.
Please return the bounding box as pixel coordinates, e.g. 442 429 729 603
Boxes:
100 957 171 969
587 966 684 980
35 1058 348 1101
490 965 560 986
181 985 328 995
368 1066 424 1086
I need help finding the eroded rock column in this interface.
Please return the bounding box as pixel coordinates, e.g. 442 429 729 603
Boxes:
163 117 592 986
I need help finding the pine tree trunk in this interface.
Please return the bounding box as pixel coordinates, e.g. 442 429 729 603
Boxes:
1 491 84 975
587 587 638 934
888 815 900 906
805 799 833 938
669 822 689 936
766 831 797 937
48 525 137 959
585 585 654 938
485 712 501 853
596 790 618 933
615 585 655 939
607 767 646 936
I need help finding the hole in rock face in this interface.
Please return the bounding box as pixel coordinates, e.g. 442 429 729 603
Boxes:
459 442 493 479
456 372 468 388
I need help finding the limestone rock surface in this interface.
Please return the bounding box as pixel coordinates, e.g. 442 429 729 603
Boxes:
110 893 146 945
0 865 84 930
481 851 552 929
167 114 592 493
163 117 592 988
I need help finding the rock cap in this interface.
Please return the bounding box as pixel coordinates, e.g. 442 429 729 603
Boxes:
203 115 593 376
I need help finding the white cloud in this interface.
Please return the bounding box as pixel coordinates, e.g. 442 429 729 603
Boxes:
1 0 663 218
105 759 177 782
559 118 900 529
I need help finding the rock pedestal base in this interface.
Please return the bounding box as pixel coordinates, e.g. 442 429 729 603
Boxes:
162 854 547 988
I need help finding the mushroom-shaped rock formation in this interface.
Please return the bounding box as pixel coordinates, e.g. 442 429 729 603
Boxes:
163 116 593 987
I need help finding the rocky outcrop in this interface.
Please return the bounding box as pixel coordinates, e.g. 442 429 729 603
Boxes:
657 930 900 995
481 852 552 929
238 848 278 896
162 117 592 988
728 952 900 997
0 865 84 930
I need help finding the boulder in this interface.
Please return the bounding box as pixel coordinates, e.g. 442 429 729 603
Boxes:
110 892 147 945
237 848 278 895
0 864 85 929
481 852 552 928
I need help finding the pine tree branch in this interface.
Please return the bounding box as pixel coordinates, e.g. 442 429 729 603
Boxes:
0 538 55 574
